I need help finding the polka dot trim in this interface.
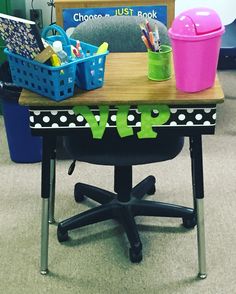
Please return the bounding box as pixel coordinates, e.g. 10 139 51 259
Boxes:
195 114 203 121
170 121 177 126
29 106 217 130
178 114 186 121
128 114 135 121
60 116 67 123
111 115 116 122
186 121 194 126
43 116 50 123
77 115 84 122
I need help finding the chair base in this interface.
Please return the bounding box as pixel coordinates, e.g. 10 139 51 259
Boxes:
57 175 195 262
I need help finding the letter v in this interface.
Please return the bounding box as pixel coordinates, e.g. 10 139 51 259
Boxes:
73 105 109 139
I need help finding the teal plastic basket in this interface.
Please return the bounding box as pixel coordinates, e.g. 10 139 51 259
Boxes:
5 49 76 101
4 25 109 101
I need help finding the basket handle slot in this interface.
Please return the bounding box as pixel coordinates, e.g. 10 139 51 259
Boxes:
41 24 71 46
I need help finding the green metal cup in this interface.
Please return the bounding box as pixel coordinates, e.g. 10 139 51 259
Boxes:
148 45 172 81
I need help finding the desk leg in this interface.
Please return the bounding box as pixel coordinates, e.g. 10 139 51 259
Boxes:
190 135 207 279
40 135 56 275
49 148 56 224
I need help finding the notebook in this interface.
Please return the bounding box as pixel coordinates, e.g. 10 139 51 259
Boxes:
0 13 44 59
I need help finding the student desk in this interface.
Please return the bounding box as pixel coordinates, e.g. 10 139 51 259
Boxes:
19 53 224 277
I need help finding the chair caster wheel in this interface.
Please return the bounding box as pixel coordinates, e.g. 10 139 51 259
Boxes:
182 216 197 229
57 226 69 242
129 248 143 263
74 184 85 203
147 185 156 195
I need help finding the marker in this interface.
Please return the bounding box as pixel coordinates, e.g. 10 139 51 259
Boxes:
96 42 109 54
154 23 161 47
75 40 85 58
141 35 150 50
50 54 64 74
153 32 160 52
149 31 154 47
73 48 80 57
139 24 155 51
145 19 152 33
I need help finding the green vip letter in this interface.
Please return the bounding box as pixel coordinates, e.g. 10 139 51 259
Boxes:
73 105 109 139
116 105 134 138
137 105 170 139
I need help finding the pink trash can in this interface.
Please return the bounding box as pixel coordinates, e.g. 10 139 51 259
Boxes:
168 8 225 93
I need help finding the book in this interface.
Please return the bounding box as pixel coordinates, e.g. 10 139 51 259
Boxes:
0 13 44 59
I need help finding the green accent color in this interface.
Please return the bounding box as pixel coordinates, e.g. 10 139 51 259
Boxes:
137 104 170 139
0 0 11 14
116 105 134 137
148 45 172 81
73 105 109 139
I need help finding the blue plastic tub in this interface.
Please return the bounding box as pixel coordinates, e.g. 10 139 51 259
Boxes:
2 97 42 163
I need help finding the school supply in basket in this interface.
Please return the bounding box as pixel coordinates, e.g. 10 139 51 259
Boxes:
0 13 44 59
34 46 55 64
4 24 109 101
52 40 68 63
96 42 109 54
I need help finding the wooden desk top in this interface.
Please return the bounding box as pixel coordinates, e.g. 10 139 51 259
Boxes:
19 53 224 107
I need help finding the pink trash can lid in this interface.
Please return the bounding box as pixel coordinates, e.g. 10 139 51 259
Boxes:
168 7 225 41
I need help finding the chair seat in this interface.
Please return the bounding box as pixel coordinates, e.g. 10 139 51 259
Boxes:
64 130 184 166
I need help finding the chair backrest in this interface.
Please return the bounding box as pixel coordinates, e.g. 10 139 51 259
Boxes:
64 16 184 164
71 15 170 52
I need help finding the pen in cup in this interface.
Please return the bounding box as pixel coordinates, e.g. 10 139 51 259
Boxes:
145 19 152 33
153 32 160 52
139 21 161 52
154 23 161 48
139 24 155 52
141 35 151 50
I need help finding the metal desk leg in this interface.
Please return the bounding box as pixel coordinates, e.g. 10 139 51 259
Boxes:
49 149 56 224
40 135 56 275
190 135 207 279
189 140 197 212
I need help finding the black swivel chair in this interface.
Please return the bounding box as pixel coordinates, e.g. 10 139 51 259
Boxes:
57 16 196 262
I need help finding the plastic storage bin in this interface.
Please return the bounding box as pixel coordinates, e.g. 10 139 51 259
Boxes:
0 61 42 163
2 97 42 163
168 8 225 92
0 76 42 163
4 25 109 101
5 49 76 101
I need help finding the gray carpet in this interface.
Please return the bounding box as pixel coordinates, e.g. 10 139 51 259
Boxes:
0 70 236 293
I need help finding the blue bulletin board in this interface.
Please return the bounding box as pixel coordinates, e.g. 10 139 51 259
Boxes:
63 5 167 35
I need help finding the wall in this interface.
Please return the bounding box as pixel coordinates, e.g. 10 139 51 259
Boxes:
175 0 236 25
25 0 55 28
25 0 235 27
